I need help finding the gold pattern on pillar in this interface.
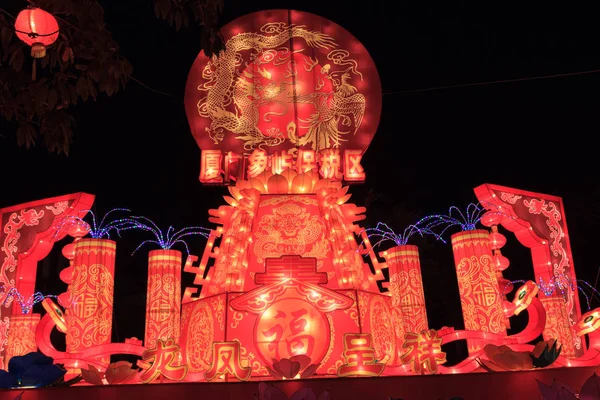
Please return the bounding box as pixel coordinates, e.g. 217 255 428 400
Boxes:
145 249 182 349
451 230 506 354
5 313 40 365
381 245 428 334
67 239 116 367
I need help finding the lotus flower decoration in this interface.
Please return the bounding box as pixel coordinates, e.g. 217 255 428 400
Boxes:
266 355 319 380
81 361 139 385
478 340 561 371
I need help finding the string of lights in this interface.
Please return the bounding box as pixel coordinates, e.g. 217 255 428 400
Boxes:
1 287 57 314
503 274 600 311
361 220 446 252
539 274 575 298
129 216 212 255
423 203 487 233
576 280 600 310
362 202 519 253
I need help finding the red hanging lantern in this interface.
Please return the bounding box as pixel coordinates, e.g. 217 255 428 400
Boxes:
14 7 59 59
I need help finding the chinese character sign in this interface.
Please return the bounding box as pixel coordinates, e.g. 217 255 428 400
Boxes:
451 230 506 354
139 338 188 383
198 148 366 184
200 150 223 183
145 249 182 349
66 239 116 366
337 333 385 377
255 298 329 365
400 330 446 374
248 149 269 178
205 341 252 381
318 148 343 180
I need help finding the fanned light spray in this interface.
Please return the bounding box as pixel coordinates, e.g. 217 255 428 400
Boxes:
362 220 446 252
361 203 509 251
1 286 57 314
423 203 487 233
53 208 139 239
129 216 212 255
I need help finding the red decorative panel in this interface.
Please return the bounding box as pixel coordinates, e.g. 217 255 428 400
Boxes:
179 294 226 374
475 183 585 358
248 195 334 291
451 230 506 354
353 291 402 365
145 249 182 349
0 192 94 369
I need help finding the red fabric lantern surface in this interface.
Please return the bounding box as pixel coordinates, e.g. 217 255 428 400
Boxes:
14 7 59 58
145 249 182 349
450 230 506 354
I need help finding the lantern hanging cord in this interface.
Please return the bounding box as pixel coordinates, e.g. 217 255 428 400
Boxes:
130 76 176 98
383 68 600 95
15 29 59 38
0 8 15 20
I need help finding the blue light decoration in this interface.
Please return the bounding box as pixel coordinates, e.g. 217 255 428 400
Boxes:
423 203 487 233
362 220 446 252
53 208 139 239
362 203 494 253
576 279 600 310
1 287 57 314
129 216 212 255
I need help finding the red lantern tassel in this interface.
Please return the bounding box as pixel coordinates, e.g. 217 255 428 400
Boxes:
32 58 36 81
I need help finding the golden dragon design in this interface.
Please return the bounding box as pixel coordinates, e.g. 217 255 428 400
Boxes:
197 22 366 151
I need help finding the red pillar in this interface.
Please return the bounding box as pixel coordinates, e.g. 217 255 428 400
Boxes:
381 245 428 334
145 249 182 349
451 230 506 354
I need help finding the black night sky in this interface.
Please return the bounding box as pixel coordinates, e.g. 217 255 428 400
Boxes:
1 0 600 363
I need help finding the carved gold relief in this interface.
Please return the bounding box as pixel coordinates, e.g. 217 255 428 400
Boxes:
253 201 330 261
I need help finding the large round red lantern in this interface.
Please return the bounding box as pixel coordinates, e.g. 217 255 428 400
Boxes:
14 7 59 59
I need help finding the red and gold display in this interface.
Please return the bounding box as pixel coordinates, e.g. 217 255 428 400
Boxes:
451 230 506 354
381 245 428 334
5 313 40 366
66 238 116 367
0 192 93 369
184 9 381 185
2 9 597 395
145 249 182 349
